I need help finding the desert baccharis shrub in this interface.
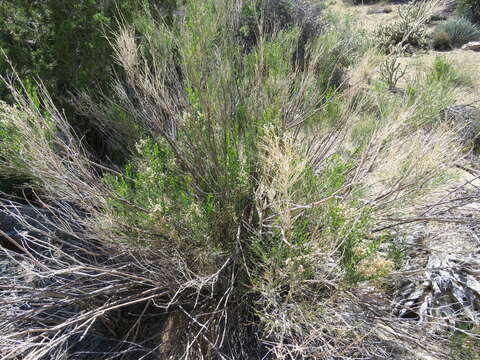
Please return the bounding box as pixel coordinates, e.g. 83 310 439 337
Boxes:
100 2 396 352
0 1 474 359
432 17 480 49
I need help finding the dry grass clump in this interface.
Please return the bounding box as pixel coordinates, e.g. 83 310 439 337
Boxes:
0 1 479 359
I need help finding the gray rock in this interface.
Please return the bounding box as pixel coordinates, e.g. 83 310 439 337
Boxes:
367 6 393 15
0 204 53 252
393 252 480 329
462 41 480 51
439 103 480 145
428 11 448 22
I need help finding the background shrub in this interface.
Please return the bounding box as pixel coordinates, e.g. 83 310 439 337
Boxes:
374 0 433 52
239 0 325 67
456 0 480 24
0 0 177 101
432 17 480 49
432 31 453 50
0 0 177 163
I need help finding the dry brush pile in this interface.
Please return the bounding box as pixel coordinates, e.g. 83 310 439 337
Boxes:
0 0 479 359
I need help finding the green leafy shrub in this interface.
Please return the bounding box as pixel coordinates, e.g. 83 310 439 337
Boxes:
432 17 480 49
0 0 177 111
0 0 178 165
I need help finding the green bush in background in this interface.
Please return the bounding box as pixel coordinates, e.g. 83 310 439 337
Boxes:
432 17 480 49
456 0 480 24
0 0 177 103
0 0 178 167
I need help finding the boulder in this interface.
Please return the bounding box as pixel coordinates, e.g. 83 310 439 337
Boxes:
0 204 53 252
462 41 480 51
367 6 392 15
439 103 480 145
393 252 480 329
429 12 448 21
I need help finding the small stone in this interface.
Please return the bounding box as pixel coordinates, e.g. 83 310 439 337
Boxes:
440 103 480 145
366 6 392 15
462 41 480 51
429 12 447 22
